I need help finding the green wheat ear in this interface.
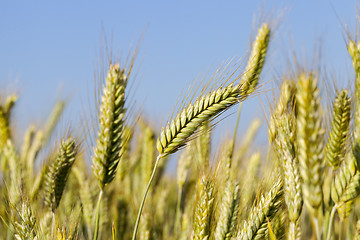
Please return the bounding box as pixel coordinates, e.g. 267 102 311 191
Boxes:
240 23 271 96
156 83 243 157
92 63 127 189
325 89 351 169
45 137 77 213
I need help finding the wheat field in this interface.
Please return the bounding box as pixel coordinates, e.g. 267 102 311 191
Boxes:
1 17 360 240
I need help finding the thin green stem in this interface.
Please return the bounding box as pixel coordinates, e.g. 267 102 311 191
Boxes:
326 206 337 240
93 190 103 240
132 154 162 240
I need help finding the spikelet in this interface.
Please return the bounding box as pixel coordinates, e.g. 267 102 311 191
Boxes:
192 176 215 240
45 138 77 212
296 72 324 213
241 23 271 96
92 64 127 189
325 89 351 169
236 178 283 240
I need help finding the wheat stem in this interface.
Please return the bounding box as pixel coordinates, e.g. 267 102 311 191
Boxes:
93 190 103 240
326 205 337 240
132 154 162 240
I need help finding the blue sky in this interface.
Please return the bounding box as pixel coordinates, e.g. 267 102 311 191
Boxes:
0 1 358 148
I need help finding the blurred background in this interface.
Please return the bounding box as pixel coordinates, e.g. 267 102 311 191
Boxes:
0 0 357 165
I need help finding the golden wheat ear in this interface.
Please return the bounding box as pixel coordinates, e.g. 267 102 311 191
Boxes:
296 72 324 214
192 175 215 240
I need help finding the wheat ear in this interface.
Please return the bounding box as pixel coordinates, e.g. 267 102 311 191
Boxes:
134 23 272 240
45 138 77 213
14 202 37 240
44 137 76 239
92 63 127 189
214 181 240 240
327 154 360 240
157 22 271 156
240 23 271 95
296 72 324 214
331 154 360 212
92 63 127 240
275 113 303 233
325 89 351 169
236 177 283 240
192 176 215 240
0 95 17 150
156 83 243 156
